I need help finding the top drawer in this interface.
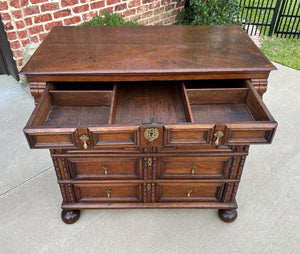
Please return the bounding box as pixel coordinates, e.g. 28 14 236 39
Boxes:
24 80 276 149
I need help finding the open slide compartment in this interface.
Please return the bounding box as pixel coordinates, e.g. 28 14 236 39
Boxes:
24 80 277 149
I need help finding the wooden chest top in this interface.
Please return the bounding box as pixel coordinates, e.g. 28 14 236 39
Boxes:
21 25 275 82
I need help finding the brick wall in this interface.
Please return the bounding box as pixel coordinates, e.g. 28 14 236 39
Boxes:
0 0 185 70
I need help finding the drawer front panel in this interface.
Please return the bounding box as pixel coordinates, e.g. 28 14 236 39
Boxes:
159 157 232 179
74 183 142 203
157 182 224 202
67 157 142 179
89 127 139 147
24 128 77 148
164 125 214 146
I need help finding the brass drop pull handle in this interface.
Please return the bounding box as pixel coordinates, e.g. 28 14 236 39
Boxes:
186 188 192 197
105 189 111 198
103 165 109 175
214 131 224 146
191 164 197 174
79 135 89 150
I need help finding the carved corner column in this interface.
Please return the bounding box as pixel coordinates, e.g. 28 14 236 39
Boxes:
29 82 46 104
251 78 268 97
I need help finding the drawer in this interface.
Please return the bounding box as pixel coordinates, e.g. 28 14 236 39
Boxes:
73 183 142 203
157 182 224 202
24 80 276 150
67 157 142 179
164 80 277 147
158 157 232 179
23 83 139 149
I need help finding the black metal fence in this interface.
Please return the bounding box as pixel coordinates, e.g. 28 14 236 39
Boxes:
239 0 300 38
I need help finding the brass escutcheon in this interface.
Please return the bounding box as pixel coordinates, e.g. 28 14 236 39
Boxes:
146 184 152 190
144 128 159 142
79 135 89 150
148 158 152 167
105 189 111 198
186 188 193 197
191 164 197 174
214 131 224 146
103 165 109 175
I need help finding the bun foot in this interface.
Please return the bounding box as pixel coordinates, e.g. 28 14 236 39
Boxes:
61 209 80 224
218 209 237 223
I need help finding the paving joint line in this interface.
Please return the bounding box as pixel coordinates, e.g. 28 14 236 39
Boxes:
0 166 52 198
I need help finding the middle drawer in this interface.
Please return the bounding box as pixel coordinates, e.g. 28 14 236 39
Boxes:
158 156 232 179
67 157 143 180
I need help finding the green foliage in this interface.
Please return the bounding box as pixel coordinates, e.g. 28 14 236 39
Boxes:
82 10 141 26
261 36 300 71
177 0 242 25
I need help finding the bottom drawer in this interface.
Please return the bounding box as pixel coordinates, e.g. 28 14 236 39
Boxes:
157 182 224 202
73 183 142 203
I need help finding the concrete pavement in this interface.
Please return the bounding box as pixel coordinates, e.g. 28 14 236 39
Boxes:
0 64 299 254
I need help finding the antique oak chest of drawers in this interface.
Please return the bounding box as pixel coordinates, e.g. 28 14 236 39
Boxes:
22 26 277 224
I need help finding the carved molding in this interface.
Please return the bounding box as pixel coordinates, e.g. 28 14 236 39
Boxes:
222 183 232 203
52 158 62 180
251 78 268 97
29 82 46 104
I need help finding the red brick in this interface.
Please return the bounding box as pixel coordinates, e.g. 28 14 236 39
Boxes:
41 3 59 12
16 59 23 69
0 1 8 10
45 21 63 31
30 35 39 43
4 22 14 31
149 1 160 9
20 0 29 7
161 0 172 5
137 5 148 13
73 4 89 13
80 0 87 3
64 16 81 25
61 0 79 7
13 49 23 59
165 3 175 11
176 1 184 8
21 38 31 47
128 0 140 8
139 19 149 25
53 9 71 19
30 0 47 3
10 40 21 50
123 8 136 16
148 15 159 23
82 11 97 21
153 7 164 15
18 29 28 39
9 0 20 8
114 3 126 12
29 25 44 35
91 1 105 10
107 0 120 5
7 31 17 41
142 11 153 19
142 0 151 4
23 6 40 16
16 20 25 29
0 12 11 21
34 14 52 23
12 10 23 19
39 32 48 41
25 17 33 26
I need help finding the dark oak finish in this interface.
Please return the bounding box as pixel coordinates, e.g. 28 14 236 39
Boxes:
22 26 277 224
